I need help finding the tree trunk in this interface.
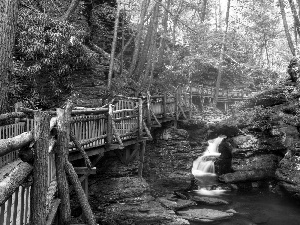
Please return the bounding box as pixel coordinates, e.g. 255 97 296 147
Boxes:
214 0 231 106
0 0 19 114
137 1 160 87
120 8 125 76
31 111 50 225
218 0 222 30
128 0 150 78
55 105 72 224
107 2 120 91
65 160 97 225
157 0 171 70
288 0 300 38
200 0 208 22
279 0 296 56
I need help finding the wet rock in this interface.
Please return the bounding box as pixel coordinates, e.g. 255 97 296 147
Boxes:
232 154 281 171
219 170 275 183
144 127 196 195
215 141 233 175
157 197 196 210
206 124 241 139
89 177 149 205
275 152 300 199
97 200 190 225
231 135 286 157
177 208 234 223
226 209 237 214
190 196 229 205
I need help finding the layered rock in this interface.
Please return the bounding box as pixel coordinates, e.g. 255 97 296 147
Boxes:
276 151 300 199
217 128 286 183
144 127 201 193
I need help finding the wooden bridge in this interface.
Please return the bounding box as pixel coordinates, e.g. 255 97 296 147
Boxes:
189 86 257 111
0 87 256 225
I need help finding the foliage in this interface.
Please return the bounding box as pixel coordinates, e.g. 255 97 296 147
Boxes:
227 106 278 132
13 8 93 109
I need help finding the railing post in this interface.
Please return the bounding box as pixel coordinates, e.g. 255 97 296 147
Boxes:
163 93 167 118
107 104 113 147
55 105 72 224
189 85 192 119
174 89 178 127
138 98 143 140
32 111 50 225
147 93 151 127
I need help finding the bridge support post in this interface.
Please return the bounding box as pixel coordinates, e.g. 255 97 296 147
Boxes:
138 141 146 178
163 93 167 119
174 89 178 128
224 102 228 113
138 98 143 139
189 85 192 119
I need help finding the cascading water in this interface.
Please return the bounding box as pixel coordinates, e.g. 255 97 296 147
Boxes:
191 135 227 195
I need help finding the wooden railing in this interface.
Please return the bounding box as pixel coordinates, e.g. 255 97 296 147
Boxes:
189 86 258 101
0 90 193 225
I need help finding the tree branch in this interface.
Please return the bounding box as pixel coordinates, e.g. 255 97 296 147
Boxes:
59 0 80 21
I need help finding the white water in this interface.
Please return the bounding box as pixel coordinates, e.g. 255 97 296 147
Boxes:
191 135 227 195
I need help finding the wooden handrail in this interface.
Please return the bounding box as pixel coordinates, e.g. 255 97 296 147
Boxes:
0 112 27 121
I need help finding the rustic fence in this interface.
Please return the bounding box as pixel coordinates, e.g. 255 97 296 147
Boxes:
0 90 193 225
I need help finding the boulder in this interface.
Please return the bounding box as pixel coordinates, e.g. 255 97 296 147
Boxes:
89 177 150 205
98 200 190 225
157 196 196 211
231 154 281 171
231 134 286 157
190 196 229 206
219 170 275 183
144 127 196 194
275 152 300 199
177 208 234 223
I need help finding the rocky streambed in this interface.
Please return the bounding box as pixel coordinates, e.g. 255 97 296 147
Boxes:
70 105 300 224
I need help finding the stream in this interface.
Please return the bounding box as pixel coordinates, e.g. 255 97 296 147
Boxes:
187 135 300 225
188 188 300 225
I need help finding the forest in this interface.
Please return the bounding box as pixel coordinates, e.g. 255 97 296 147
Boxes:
3 1 300 225
0 0 298 112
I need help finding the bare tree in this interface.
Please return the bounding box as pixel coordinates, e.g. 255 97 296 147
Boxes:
0 0 19 113
60 0 80 21
136 1 161 87
279 0 296 56
128 0 150 78
214 0 231 106
288 0 300 38
108 1 121 91
200 0 208 22
157 0 171 70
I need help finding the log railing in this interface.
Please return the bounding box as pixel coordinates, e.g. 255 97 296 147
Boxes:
189 85 258 101
0 90 193 225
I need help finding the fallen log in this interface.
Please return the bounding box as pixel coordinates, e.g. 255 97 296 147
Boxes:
0 160 33 205
70 131 92 169
65 160 97 225
0 131 34 157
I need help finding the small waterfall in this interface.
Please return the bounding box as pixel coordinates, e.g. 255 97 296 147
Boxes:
192 135 227 195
